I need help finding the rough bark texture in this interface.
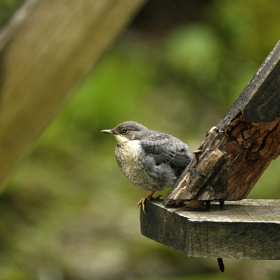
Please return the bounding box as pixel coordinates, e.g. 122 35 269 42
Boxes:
225 115 280 199
164 41 280 206
0 0 146 187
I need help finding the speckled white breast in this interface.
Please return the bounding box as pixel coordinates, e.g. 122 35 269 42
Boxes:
114 140 156 190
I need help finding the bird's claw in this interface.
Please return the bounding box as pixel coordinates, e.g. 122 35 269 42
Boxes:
137 195 162 214
137 197 147 214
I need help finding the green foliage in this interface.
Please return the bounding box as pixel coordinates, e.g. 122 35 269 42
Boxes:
0 0 24 27
163 24 223 77
59 51 158 135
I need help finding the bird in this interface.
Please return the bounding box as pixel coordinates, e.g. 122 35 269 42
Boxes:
101 121 193 213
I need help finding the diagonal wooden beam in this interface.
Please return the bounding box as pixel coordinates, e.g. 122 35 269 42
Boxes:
0 0 146 187
164 41 280 206
219 41 280 125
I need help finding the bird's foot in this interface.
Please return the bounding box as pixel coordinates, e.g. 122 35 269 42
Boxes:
137 194 162 214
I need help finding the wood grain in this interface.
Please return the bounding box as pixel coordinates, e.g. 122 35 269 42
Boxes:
0 0 146 187
165 41 280 205
141 200 280 260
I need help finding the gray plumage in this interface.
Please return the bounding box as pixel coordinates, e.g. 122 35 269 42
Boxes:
101 121 193 192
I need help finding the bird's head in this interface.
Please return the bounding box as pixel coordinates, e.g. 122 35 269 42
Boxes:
101 121 148 143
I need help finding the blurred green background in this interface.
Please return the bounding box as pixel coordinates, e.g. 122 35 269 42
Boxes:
1 0 280 279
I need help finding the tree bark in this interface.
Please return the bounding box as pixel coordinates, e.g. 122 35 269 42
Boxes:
165 41 280 206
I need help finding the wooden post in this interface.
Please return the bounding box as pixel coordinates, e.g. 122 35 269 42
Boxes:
141 42 280 261
0 0 146 187
164 41 280 206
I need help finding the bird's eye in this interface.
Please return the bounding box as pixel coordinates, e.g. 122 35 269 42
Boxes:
122 129 128 134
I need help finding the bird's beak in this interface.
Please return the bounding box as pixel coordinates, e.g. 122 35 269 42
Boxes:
101 129 114 134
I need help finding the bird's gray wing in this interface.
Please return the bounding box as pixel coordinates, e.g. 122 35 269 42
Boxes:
140 133 192 171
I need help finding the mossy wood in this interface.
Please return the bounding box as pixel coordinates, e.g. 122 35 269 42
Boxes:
141 200 280 260
164 41 280 206
0 0 146 187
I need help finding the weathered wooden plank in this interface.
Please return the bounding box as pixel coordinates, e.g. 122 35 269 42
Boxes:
164 41 280 205
218 41 280 126
141 199 280 260
0 0 146 187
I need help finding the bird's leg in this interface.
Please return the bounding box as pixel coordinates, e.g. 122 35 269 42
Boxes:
137 191 162 214
147 191 162 201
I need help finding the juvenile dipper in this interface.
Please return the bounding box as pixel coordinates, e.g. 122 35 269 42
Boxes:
101 121 193 213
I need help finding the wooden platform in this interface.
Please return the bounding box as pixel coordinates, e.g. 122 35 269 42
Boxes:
140 199 280 260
